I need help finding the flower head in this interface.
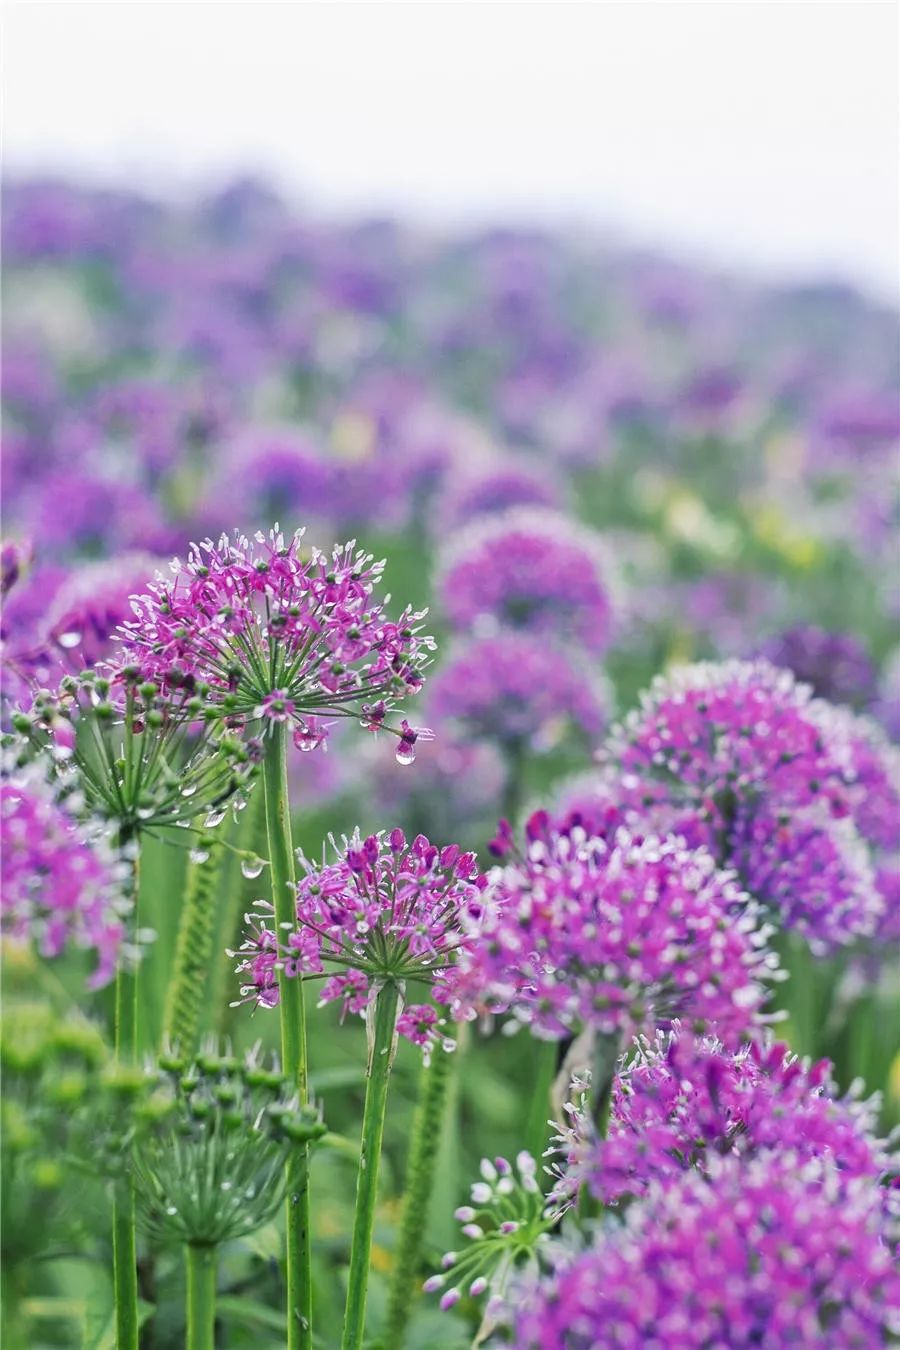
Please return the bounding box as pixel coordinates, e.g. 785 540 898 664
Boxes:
599 660 891 949
452 814 776 1044
1 757 130 986
428 633 608 756
235 828 487 1055
755 625 878 708
437 508 616 655
132 1042 326 1247
549 1027 888 1210
515 1153 900 1347
119 526 435 758
424 1151 557 1317
10 667 260 846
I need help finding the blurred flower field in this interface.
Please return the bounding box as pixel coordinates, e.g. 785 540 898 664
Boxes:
1 177 899 1348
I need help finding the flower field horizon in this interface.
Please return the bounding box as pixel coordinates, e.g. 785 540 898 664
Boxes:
1 175 898 1348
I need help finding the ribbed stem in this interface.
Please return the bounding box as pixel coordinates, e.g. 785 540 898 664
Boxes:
162 843 223 1054
578 1031 619 1223
383 1045 454 1344
341 981 400 1350
113 855 140 1350
208 790 266 1033
524 1039 559 1161
185 1244 217 1350
263 725 312 1350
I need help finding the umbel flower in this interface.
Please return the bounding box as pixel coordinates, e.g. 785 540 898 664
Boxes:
436 507 616 656
1 756 130 986
452 813 777 1045
0 1002 133 1270
118 526 435 760
548 1026 889 1211
514 1153 900 1348
1 551 167 703
598 659 892 950
424 1152 558 1318
428 632 608 756
754 625 878 709
8 668 260 848
132 1043 326 1248
234 828 487 1057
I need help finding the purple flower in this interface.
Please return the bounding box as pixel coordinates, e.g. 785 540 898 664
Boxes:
2 553 167 710
234 828 487 1055
755 625 878 708
451 815 776 1044
119 526 435 758
437 509 616 656
515 1153 900 1348
433 459 562 536
550 1027 886 1210
1 760 129 987
428 633 608 755
600 660 890 949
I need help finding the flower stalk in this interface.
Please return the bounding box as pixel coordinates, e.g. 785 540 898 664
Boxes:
162 842 224 1054
262 723 312 1350
384 1040 455 1345
113 855 140 1350
341 980 401 1350
185 1243 217 1350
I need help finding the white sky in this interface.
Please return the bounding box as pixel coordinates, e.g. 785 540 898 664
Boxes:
3 1 899 302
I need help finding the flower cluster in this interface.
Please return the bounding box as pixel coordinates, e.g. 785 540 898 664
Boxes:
424 1152 556 1318
118 526 435 759
755 624 878 708
10 668 260 845
514 1153 900 1348
436 508 616 655
451 814 777 1044
427 633 608 756
599 660 892 949
549 1027 888 1210
234 829 487 1055
132 1043 326 1247
2 551 166 703
1 1001 127 1269
1 758 130 986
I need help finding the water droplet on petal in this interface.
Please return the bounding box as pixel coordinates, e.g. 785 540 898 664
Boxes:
204 808 226 829
181 785 197 798
57 630 82 649
190 847 210 864
395 740 416 766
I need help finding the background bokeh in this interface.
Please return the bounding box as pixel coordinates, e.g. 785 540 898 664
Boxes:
2 5 898 1347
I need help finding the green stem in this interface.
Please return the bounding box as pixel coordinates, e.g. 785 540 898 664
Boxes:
341 981 400 1350
383 1044 454 1346
578 1031 619 1224
208 790 266 1034
113 855 140 1350
162 842 224 1054
185 1244 217 1350
501 738 526 824
523 1040 558 1162
263 725 312 1350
